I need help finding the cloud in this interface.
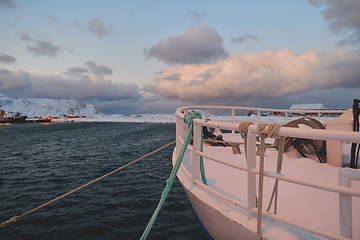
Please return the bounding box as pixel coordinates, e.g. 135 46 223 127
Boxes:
308 0 360 46
9 14 21 27
85 61 113 75
231 33 259 44
0 0 18 9
144 25 229 65
0 61 142 115
17 31 62 57
64 61 113 77
185 10 208 23
63 66 89 76
26 40 61 57
87 18 114 39
46 15 62 25
0 63 184 115
144 48 360 107
94 93 187 115
0 64 141 104
0 68 31 91
69 18 114 39
18 31 32 41
0 53 16 64
163 73 181 81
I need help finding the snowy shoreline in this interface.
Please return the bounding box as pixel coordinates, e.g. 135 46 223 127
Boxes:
49 114 339 124
51 114 177 123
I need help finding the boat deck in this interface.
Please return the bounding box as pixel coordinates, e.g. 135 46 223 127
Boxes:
178 133 360 239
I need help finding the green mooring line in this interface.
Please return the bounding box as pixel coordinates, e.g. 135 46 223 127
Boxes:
140 112 203 240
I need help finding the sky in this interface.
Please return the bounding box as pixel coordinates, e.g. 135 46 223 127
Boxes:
0 0 360 115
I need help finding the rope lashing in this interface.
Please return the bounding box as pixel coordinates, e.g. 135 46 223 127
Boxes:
140 112 202 240
183 111 202 127
239 121 254 156
256 123 282 240
0 141 176 229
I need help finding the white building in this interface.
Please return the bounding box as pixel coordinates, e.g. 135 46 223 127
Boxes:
289 103 326 110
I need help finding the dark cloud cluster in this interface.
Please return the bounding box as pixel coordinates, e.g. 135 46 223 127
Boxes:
144 25 229 65
308 0 360 46
0 53 16 64
17 31 62 57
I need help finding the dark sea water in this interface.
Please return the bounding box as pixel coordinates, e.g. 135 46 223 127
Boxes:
0 122 207 240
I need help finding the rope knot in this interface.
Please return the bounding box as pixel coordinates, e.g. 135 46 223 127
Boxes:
257 123 282 139
183 111 202 127
239 121 253 139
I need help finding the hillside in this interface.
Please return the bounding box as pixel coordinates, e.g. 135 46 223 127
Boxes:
0 93 101 117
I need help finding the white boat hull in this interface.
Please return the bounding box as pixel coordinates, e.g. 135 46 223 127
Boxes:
173 106 360 240
182 183 257 239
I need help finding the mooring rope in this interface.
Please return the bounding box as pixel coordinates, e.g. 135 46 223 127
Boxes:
140 112 202 240
0 140 176 229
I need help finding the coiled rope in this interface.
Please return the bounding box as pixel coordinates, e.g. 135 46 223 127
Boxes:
0 140 176 229
140 112 202 240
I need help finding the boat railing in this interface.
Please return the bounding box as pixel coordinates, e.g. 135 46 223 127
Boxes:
176 105 346 124
175 107 360 240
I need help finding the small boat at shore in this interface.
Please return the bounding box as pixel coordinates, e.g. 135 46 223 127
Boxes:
173 102 360 239
0 109 27 123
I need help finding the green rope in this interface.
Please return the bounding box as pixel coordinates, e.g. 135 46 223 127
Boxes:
200 135 207 185
140 112 204 239
184 112 207 184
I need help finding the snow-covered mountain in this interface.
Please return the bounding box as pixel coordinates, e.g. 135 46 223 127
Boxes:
0 93 101 117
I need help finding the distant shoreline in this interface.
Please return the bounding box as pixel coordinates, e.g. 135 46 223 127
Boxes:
48 114 340 124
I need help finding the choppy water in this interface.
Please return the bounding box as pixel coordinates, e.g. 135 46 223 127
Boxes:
0 122 207 239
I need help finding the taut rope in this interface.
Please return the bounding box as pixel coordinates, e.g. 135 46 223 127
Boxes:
140 111 202 240
0 140 176 229
267 136 285 213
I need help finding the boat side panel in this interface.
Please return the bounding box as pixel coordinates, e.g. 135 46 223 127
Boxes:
182 183 258 240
